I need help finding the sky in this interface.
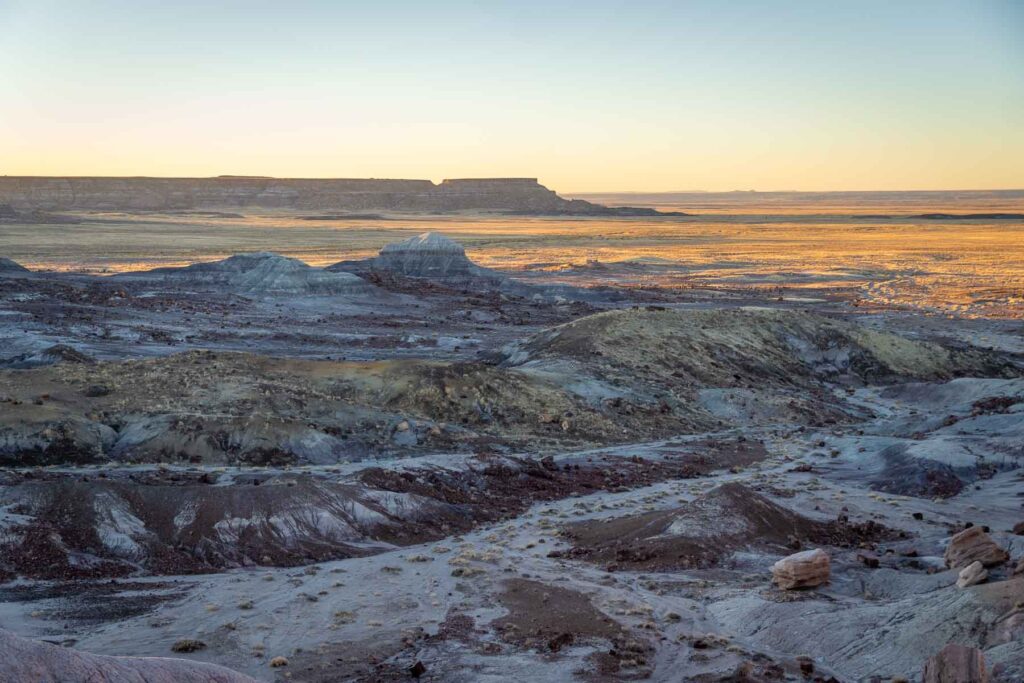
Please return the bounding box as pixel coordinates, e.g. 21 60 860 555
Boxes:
1 1 1022 191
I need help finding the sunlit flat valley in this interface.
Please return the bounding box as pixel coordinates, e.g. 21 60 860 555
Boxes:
5 190 1023 319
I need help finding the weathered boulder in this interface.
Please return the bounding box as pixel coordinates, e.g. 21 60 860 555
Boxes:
944 527 1009 569
772 548 830 589
955 561 987 589
921 643 988 683
0 628 257 682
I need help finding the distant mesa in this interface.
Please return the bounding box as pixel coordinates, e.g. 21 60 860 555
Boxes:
856 213 1024 221
116 252 373 295
299 213 389 221
0 177 678 216
0 202 79 225
911 213 1024 220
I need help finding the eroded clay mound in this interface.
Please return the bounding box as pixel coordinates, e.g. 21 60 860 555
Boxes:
0 628 256 683
0 474 455 579
560 483 892 570
503 307 1015 384
0 352 699 466
0 444 759 580
115 252 372 295
330 232 597 302
0 256 30 274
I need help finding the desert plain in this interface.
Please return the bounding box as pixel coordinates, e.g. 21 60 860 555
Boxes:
0 184 1022 682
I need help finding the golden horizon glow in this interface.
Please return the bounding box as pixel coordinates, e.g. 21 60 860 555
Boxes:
2 1 1022 192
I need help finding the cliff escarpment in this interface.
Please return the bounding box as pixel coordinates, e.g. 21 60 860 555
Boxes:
0 176 659 215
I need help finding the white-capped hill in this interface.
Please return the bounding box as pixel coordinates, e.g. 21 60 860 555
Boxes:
371 232 500 281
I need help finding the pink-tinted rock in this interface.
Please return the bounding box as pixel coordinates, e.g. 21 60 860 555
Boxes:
944 527 1009 569
921 643 988 683
772 548 830 589
0 628 257 683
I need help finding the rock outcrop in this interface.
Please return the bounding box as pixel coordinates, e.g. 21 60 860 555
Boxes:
921 643 988 683
0 176 658 215
0 628 257 683
944 527 1009 569
772 549 830 589
116 252 372 295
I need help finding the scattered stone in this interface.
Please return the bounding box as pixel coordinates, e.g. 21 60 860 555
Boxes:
795 654 814 676
921 643 988 682
409 660 427 678
857 551 880 569
944 527 1009 569
772 549 830 590
547 632 574 652
269 656 289 667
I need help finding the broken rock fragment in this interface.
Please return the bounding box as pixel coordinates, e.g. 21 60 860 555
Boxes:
943 527 1009 569
955 561 987 589
921 643 988 683
771 548 830 590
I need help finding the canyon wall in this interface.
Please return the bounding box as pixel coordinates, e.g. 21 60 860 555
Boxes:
0 176 591 213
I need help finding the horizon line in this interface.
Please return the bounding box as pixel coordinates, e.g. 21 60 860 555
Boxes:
2 174 1023 195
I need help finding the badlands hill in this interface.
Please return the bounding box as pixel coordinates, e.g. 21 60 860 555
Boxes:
0 308 1014 468
373 232 501 280
329 231 505 284
329 231 600 302
114 252 372 295
0 257 30 274
0 176 665 215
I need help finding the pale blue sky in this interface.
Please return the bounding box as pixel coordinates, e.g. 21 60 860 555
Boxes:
2 1 1022 190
